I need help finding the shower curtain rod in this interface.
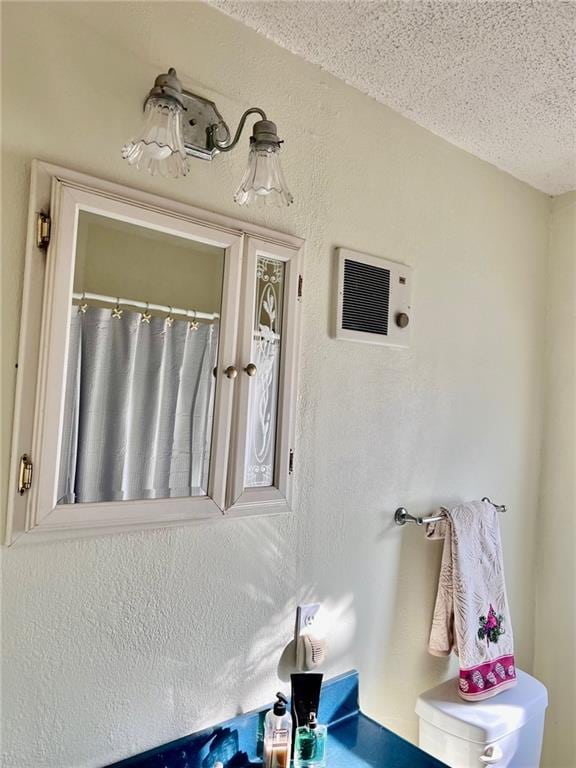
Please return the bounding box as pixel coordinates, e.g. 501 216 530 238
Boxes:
72 292 220 322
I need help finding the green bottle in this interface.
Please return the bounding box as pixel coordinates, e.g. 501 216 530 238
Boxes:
293 712 327 768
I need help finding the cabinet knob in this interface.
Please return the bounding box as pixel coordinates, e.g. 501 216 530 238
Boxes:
224 365 238 379
244 363 257 377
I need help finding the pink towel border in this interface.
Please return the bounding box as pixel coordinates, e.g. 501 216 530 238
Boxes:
458 653 517 701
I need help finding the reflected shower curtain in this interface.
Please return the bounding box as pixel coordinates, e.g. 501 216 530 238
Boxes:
58 307 219 504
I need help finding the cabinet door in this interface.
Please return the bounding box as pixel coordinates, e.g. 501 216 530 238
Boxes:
227 236 303 514
7 163 244 544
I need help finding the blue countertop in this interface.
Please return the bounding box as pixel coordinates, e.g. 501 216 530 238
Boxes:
107 671 447 768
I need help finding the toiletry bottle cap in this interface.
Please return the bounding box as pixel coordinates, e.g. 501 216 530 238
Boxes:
273 691 288 715
308 712 318 729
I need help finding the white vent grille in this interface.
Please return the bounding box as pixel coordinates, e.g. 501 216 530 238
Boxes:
335 249 412 347
342 259 390 336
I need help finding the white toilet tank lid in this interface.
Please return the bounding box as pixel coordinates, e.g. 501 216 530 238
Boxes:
416 669 548 744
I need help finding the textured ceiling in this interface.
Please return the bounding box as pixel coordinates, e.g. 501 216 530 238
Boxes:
212 1 576 195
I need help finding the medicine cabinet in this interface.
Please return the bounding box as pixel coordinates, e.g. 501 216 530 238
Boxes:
6 161 303 544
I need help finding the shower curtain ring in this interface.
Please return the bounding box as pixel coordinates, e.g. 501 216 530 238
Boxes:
189 310 199 331
166 307 174 327
141 302 151 324
78 291 88 314
112 297 123 319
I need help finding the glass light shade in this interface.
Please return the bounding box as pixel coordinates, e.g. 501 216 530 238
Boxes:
234 144 293 207
122 97 189 178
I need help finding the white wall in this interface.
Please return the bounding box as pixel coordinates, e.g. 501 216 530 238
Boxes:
534 192 576 768
1 3 551 766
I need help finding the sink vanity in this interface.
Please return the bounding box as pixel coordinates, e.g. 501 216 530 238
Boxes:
107 671 447 768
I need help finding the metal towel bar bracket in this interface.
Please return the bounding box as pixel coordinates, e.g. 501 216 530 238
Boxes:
394 497 506 527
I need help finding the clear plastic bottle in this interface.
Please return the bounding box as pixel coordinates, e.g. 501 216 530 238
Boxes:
263 692 292 768
293 712 327 768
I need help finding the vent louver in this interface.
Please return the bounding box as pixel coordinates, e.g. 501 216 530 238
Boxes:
342 259 390 336
335 248 412 348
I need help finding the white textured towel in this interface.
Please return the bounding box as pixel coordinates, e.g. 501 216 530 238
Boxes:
427 500 517 701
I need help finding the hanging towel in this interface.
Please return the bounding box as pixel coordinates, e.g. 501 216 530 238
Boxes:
427 500 516 701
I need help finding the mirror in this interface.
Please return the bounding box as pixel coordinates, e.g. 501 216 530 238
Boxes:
58 211 225 504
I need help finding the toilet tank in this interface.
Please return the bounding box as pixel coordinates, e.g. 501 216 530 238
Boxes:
416 669 548 767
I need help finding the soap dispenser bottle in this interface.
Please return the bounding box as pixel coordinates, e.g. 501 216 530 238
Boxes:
294 711 327 768
263 692 292 768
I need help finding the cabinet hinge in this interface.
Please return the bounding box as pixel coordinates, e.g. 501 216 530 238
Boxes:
18 454 33 495
298 274 303 299
36 212 51 249
289 449 294 475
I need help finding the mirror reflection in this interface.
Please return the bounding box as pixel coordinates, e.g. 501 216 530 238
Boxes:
58 211 224 504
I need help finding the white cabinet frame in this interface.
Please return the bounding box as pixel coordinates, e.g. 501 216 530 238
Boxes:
6 162 304 545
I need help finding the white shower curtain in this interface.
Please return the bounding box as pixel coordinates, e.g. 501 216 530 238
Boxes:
58 307 219 504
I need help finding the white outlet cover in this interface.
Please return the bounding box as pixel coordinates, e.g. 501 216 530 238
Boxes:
295 603 322 671
297 603 320 635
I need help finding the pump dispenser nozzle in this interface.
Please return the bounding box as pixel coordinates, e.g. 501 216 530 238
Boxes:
273 692 288 715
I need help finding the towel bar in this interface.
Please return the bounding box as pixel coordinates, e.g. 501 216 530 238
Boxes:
394 497 506 527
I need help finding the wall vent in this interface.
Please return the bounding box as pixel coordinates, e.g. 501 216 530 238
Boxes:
335 248 412 347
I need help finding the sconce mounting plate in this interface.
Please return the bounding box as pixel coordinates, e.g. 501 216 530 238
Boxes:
180 89 230 161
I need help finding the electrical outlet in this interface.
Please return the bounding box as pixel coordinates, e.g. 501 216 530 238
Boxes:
295 603 321 670
297 603 320 635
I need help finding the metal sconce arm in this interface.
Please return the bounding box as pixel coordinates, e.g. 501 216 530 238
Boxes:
210 107 268 153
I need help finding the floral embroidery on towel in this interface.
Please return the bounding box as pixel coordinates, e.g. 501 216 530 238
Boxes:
478 605 505 646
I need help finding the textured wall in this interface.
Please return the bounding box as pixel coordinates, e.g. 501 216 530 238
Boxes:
1 3 550 767
534 192 576 768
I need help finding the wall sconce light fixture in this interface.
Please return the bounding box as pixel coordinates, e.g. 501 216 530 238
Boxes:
122 68 293 207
